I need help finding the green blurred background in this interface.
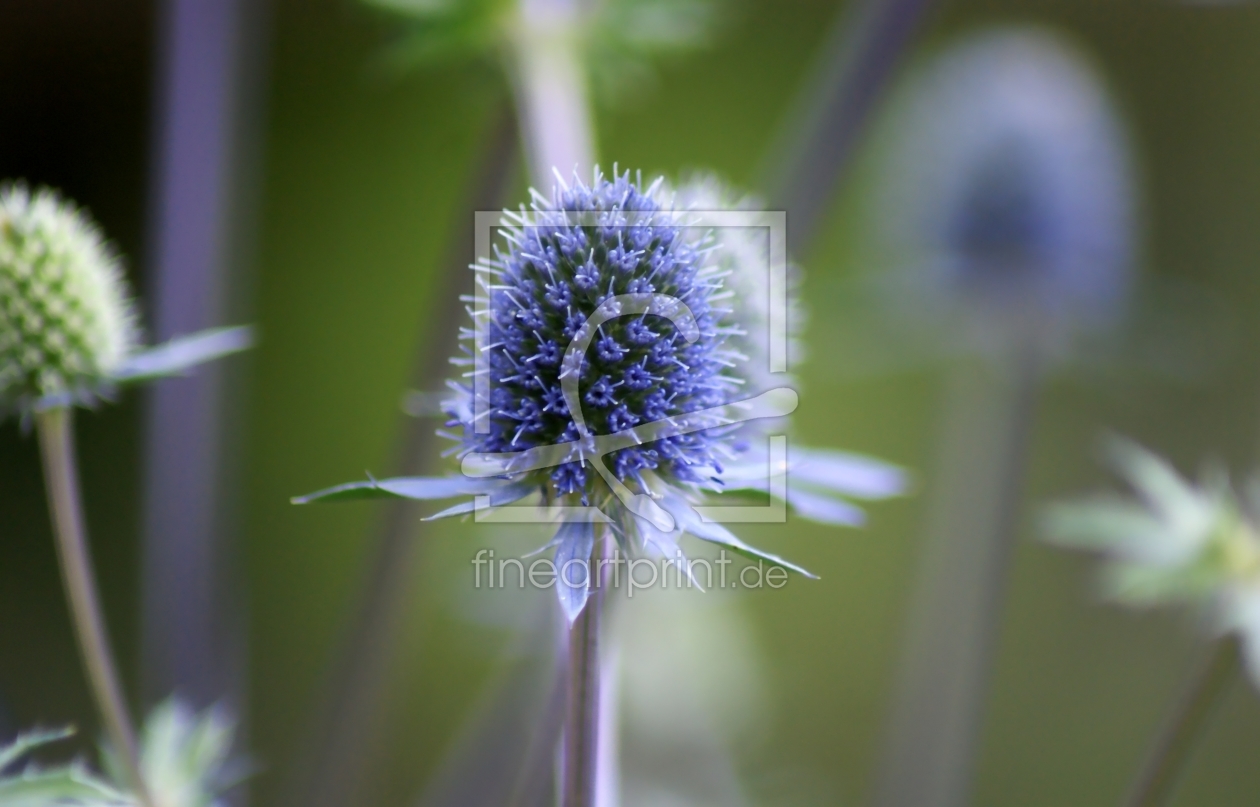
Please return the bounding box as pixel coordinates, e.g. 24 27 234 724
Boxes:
4 0 1260 804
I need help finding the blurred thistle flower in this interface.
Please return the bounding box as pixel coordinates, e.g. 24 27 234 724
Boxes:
103 701 245 807
671 176 806 394
865 34 1136 807
0 701 244 807
874 28 1137 358
1043 439 1260 686
0 183 252 422
297 168 904 621
363 0 717 97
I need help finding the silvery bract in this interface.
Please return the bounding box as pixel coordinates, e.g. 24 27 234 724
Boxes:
670 176 805 394
1043 439 1260 687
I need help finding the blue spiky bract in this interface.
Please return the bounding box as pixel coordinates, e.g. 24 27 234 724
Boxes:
445 169 742 504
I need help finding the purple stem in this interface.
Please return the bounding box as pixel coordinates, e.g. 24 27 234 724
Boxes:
139 0 266 708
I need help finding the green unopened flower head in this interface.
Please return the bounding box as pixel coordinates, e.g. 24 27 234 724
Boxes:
0 183 138 413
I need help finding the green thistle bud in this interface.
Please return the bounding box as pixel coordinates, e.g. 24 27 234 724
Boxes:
0 183 138 413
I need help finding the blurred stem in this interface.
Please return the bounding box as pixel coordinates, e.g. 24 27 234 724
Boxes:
763 0 939 255
504 637 570 806
36 409 154 807
413 610 569 807
593 644 621 807
562 527 613 807
871 343 1042 807
1123 637 1239 807
140 0 266 712
510 0 595 184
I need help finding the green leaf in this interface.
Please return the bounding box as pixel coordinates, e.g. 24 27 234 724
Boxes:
0 703 244 807
112 326 254 384
586 0 720 99
0 727 132 806
0 765 133 807
364 0 506 71
0 728 74 772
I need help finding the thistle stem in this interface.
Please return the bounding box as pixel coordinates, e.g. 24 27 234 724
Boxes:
1122 636 1240 807
511 0 595 184
562 527 613 807
871 345 1042 807
36 408 154 807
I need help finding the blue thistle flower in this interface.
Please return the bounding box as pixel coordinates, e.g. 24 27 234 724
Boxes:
446 169 742 503
295 169 907 622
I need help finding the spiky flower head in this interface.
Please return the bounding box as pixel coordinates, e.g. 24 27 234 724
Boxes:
445 169 743 504
0 184 137 414
1044 439 1260 686
296 170 908 620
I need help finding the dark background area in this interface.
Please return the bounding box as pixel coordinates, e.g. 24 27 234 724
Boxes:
3 0 1260 805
